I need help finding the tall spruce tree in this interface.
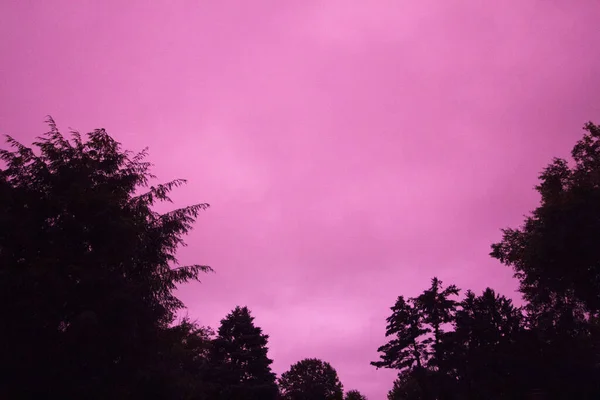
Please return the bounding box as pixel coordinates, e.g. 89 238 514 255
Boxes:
208 306 278 400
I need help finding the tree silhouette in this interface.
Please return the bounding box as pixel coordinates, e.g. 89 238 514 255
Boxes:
279 358 344 400
441 288 528 399
371 295 429 373
372 278 459 399
413 278 459 369
208 306 279 400
490 121 600 398
345 389 368 400
386 370 425 400
374 281 553 399
0 119 210 399
8 117 600 400
491 122 600 316
373 122 600 398
153 318 216 400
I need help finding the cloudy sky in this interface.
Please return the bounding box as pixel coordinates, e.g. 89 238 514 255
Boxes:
2 1 599 397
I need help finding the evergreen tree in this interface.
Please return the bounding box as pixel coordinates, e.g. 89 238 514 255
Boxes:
372 278 459 399
371 295 429 373
153 318 216 400
209 306 278 400
413 278 459 370
0 119 211 399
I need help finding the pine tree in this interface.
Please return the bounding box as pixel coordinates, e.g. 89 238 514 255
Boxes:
371 295 429 373
413 277 459 367
209 306 278 400
372 278 460 400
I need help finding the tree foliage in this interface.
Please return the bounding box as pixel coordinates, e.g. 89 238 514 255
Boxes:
279 358 344 400
377 121 600 399
413 278 459 368
0 119 211 399
152 318 216 400
376 285 532 399
208 306 279 400
489 121 600 398
6 117 600 399
387 371 424 400
491 122 600 316
372 278 458 374
345 389 368 400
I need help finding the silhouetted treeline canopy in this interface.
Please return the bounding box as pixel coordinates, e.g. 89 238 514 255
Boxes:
1 118 599 399
373 122 600 399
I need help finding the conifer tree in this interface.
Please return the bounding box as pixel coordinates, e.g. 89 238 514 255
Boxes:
209 306 278 400
0 118 211 399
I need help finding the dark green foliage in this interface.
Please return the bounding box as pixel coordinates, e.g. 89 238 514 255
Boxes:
345 389 368 400
208 306 279 400
279 358 344 400
0 119 210 399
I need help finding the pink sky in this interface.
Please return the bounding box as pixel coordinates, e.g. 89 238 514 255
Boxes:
1 1 600 397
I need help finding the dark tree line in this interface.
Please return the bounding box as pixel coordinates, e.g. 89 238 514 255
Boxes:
0 120 210 399
2 118 600 399
373 280 538 399
0 119 364 400
373 122 600 399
